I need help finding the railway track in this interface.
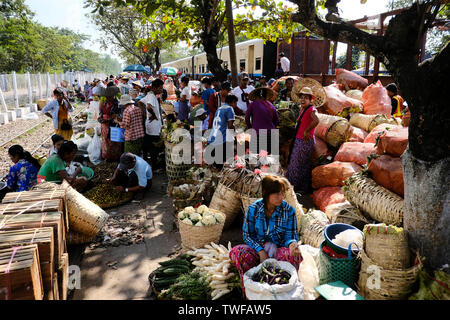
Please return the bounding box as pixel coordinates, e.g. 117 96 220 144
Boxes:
0 102 89 180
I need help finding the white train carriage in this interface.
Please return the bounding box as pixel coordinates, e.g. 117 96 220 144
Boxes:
161 39 278 79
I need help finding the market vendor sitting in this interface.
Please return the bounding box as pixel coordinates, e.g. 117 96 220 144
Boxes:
107 152 153 200
229 174 302 282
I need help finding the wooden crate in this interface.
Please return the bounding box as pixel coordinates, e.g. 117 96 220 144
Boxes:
45 272 59 300
58 253 69 300
0 212 66 267
2 190 69 233
0 244 43 300
0 227 54 296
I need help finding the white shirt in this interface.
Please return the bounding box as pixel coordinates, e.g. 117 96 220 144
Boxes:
141 92 162 136
280 56 290 72
232 86 253 113
181 86 191 100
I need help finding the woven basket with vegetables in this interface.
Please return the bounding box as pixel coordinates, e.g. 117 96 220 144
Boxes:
350 113 390 132
178 205 226 251
315 113 354 148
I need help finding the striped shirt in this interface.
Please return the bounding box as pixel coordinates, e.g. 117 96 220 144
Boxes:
243 199 298 252
120 105 145 141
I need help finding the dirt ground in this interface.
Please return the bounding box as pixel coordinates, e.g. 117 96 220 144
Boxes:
68 170 315 300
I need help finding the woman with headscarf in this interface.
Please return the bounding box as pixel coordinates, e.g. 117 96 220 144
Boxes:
6 145 40 192
285 87 319 194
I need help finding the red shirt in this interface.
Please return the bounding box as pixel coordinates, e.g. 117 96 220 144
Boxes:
120 105 145 141
296 105 317 140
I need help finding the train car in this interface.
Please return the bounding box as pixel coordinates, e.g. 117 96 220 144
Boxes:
161 38 278 80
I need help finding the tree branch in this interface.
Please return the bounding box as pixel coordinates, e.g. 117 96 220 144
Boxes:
207 0 220 33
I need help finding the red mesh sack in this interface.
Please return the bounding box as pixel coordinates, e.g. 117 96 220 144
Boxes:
312 187 346 212
323 84 363 115
312 137 332 162
376 126 408 157
364 123 401 144
336 68 369 91
312 161 362 189
362 81 392 117
334 142 377 166
368 155 404 197
349 126 368 142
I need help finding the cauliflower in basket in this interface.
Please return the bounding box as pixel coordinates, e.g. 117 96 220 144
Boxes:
178 210 187 220
189 212 202 222
194 221 204 227
184 206 196 214
196 205 209 214
202 214 217 226
214 212 225 224
182 218 193 225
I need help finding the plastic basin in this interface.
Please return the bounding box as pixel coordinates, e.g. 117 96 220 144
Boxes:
324 223 363 256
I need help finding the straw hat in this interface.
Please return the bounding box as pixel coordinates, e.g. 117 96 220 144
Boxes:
132 80 143 88
119 94 135 105
248 87 276 101
292 77 327 107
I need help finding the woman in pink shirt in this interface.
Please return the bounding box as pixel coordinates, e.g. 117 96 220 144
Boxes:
286 87 319 194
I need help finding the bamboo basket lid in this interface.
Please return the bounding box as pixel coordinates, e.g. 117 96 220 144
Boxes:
292 78 327 108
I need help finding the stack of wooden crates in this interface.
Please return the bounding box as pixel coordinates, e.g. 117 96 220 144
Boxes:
0 188 69 300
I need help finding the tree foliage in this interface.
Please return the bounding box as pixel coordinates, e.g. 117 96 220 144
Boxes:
0 0 121 74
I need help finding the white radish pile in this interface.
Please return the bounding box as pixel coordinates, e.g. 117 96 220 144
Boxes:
187 241 235 300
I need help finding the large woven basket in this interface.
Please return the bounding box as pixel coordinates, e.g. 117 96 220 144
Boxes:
281 177 306 230
349 113 390 132
357 249 423 300
364 225 410 269
164 140 192 182
292 77 327 108
179 209 225 251
343 172 403 226
325 201 371 229
62 181 109 237
209 183 242 229
241 196 259 214
315 113 353 148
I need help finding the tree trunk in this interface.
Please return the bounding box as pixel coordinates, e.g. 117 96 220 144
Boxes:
201 30 228 81
154 47 161 71
402 149 450 269
225 0 238 87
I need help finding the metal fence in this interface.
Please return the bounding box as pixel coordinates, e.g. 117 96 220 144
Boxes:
0 71 105 112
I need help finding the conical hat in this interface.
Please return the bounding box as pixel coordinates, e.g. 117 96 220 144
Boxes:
292 78 327 107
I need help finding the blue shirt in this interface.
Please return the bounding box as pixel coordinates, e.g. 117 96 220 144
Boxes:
126 155 152 188
42 99 73 129
243 199 299 252
201 88 215 115
208 103 235 146
7 159 38 192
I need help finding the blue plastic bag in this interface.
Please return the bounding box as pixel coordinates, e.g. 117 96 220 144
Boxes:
110 126 125 142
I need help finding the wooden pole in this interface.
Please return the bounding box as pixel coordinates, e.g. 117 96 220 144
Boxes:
225 0 238 87
364 52 370 76
345 44 353 70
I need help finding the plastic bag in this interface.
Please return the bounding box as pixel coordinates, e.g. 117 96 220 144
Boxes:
362 81 392 117
322 84 363 116
264 242 278 259
243 259 304 300
72 133 92 151
367 154 404 196
298 245 320 300
312 161 362 189
364 123 401 144
349 126 368 143
336 69 368 91
87 127 102 165
334 142 377 166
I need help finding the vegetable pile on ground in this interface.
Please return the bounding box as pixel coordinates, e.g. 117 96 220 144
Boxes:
178 205 225 227
187 242 242 300
251 262 292 285
91 161 118 185
84 183 133 209
159 270 212 300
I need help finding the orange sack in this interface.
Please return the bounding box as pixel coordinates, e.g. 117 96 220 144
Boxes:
376 126 408 157
336 68 368 91
312 187 346 212
349 126 368 142
334 142 377 166
312 137 333 162
362 81 392 117
364 123 401 144
323 84 363 115
312 161 362 189
368 155 404 197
